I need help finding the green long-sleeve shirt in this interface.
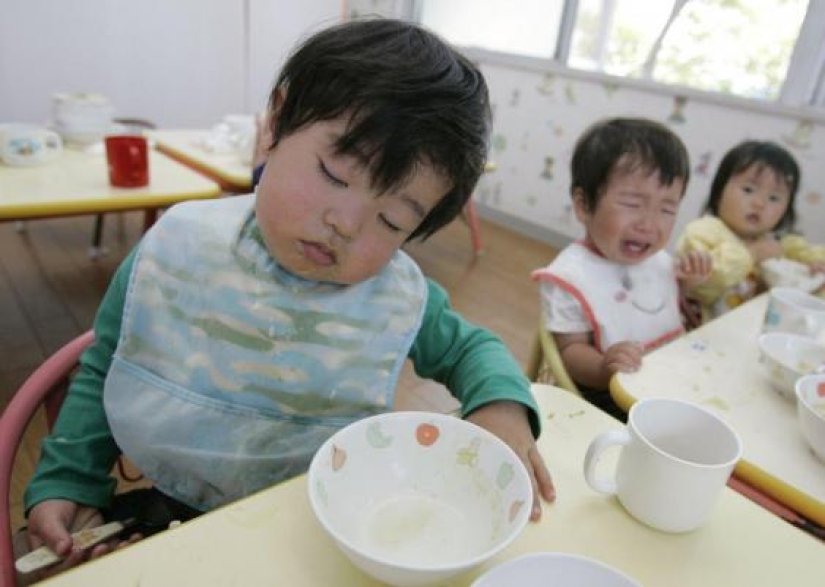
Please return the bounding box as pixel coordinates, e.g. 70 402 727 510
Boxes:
25 249 538 513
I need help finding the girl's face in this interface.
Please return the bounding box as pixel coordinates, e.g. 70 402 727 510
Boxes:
717 163 791 241
255 115 448 285
574 164 684 266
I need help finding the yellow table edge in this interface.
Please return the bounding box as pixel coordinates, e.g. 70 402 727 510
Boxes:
0 186 221 219
610 374 825 528
155 141 252 190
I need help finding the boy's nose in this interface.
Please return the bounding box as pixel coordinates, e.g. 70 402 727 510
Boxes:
323 204 365 242
635 208 658 232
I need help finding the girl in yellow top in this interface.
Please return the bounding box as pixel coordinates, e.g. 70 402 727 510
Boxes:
677 140 825 322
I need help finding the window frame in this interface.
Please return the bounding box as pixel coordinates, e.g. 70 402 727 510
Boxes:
410 0 823 112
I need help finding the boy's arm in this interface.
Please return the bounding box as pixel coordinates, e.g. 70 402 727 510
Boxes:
407 279 540 438
24 249 137 513
409 280 555 518
676 217 752 305
555 332 641 390
782 234 825 267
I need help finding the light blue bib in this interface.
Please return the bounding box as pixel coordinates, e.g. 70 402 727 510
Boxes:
104 194 427 510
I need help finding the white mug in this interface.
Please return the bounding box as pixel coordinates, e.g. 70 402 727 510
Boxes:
584 398 742 533
0 124 63 166
762 287 825 341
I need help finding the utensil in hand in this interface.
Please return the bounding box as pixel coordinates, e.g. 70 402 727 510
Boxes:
15 518 137 574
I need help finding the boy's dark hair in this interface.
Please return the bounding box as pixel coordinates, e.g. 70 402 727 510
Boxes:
269 18 491 241
704 140 800 234
571 117 690 213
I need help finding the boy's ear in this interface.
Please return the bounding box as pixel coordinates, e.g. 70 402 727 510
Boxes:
572 188 589 223
268 87 287 140
270 87 286 117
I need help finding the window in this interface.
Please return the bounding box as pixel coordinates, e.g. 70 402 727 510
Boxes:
416 0 812 103
417 0 566 60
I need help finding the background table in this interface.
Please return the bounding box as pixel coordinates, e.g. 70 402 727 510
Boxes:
612 294 825 528
150 130 251 193
39 385 823 587
0 148 221 225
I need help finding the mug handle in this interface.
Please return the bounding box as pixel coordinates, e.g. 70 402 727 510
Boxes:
42 130 63 159
583 428 630 495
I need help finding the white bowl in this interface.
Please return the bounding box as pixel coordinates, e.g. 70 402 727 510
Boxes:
308 411 532 587
761 258 825 293
795 374 825 463
471 552 640 587
758 332 825 400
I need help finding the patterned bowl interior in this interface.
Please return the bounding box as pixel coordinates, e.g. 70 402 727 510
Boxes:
308 411 531 572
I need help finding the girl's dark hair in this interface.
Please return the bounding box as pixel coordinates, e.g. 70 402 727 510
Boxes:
269 18 491 241
571 118 690 212
705 140 800 233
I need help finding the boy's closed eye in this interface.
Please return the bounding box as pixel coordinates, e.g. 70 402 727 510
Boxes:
618 197 642 209
318 158 348 188
378 214 402 233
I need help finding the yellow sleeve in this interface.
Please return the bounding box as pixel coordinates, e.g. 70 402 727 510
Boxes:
676 216 754 305
781 234 825 265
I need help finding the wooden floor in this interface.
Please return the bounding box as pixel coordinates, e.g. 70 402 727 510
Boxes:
2 209 557 531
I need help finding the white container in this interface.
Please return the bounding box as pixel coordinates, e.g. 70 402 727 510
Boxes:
796 374 825 463
52 92 115 146
759 332 825 401
308 411 531 587
471 552 640 587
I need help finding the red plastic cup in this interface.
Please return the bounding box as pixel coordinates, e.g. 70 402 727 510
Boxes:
104 135 149 187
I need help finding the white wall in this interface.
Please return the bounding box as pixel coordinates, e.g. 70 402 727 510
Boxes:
0 0 341 127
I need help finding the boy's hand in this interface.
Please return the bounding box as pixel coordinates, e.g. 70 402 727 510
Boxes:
809 261 825 275
600 341 643 377
466 400 556 521
23 499 140 579
675 251 713 289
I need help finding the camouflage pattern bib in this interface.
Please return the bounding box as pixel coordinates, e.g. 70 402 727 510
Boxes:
104 195 426 510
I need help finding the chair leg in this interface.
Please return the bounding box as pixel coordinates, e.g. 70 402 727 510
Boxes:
526 333 543 381
462 198 484 255
88 214 107 258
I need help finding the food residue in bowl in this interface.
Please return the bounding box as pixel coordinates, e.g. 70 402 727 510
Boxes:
358 494 488 565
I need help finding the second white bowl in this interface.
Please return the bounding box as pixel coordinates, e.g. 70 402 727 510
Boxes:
471 552 640 587
759 332 825 400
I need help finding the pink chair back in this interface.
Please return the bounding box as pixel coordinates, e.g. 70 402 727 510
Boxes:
0 330 94 587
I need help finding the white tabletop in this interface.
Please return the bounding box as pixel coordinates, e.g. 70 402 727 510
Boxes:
612 294 825 527
0 147 220 220
39 385 824 587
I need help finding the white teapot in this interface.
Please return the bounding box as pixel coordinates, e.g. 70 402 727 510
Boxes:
52 92 115 146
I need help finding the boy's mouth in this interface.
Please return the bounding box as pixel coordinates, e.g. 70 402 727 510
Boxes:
300 240 337 266
746 213 761 225
620 240 651 258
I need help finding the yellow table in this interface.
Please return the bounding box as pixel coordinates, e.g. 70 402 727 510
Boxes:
39 385 823 587
150 130 252 193
612 294 825 528
0 148 221 224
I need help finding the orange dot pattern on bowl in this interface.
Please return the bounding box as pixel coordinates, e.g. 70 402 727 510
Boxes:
323 419 526 527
